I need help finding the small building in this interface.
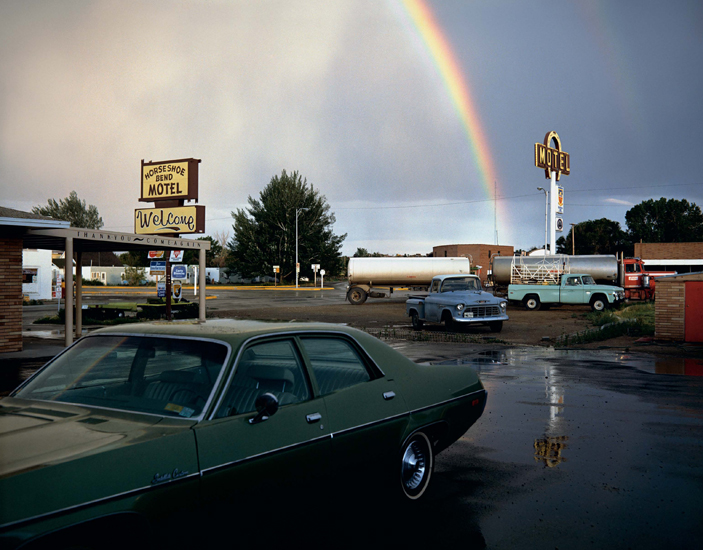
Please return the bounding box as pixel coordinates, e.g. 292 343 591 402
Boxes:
635 242 703 274
22 248 54 301
654 272 703 342
433 244 514 285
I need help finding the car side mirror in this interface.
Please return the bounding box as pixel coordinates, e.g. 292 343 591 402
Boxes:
249 392 279 425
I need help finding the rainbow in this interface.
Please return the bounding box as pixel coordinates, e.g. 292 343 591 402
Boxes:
398 0 505 233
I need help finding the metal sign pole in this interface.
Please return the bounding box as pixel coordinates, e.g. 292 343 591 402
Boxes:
549 170 557 255
166 259 172 321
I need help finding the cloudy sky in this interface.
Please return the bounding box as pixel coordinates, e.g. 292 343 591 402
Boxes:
1 0 701 256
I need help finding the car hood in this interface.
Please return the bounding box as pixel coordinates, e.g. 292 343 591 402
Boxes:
589 285 624 292
442 290 502 302
0 398 199 529
0 398 178 478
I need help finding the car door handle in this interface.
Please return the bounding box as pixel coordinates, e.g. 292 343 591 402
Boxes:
306 412 322 424
383 391 396 400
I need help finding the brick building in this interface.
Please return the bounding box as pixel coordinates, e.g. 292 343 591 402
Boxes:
654 272 703 342
0 207 70 353
635 242 703 273
432 244 514 284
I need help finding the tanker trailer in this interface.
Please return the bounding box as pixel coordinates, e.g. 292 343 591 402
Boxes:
490 255 619 286
347 256 471 305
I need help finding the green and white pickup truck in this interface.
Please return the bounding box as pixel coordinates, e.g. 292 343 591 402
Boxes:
508 273 625 311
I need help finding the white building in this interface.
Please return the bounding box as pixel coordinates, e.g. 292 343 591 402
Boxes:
22 249 54 300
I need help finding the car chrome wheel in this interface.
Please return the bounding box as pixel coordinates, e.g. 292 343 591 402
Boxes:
400 432 433 500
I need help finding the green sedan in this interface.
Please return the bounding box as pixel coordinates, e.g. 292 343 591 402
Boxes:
0 319 486 548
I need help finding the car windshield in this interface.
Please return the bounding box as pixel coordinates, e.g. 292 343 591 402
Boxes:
582 275 596 285
440 277 481 292
14 335 228 418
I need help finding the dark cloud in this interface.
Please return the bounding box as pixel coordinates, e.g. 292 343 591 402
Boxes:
1 1 701 255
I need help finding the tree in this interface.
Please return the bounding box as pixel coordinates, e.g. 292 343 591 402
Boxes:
183 236 222 267
32 191 103 229
556 218 629 255
123 266 146 286
626 198 703 243
212 229 231 267
227 170 346 281
353 248 386 257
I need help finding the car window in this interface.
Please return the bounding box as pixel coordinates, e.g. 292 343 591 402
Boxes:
215 339 310 418
566 277 581 285
299 337 372 396
15 335 228 418
430 280 440 292
582 275 596 285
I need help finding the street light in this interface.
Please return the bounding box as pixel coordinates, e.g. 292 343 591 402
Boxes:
537 187 548 255
295 207 309 288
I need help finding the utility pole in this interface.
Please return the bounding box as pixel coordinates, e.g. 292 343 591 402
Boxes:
295 208 308 288
570 223 576 255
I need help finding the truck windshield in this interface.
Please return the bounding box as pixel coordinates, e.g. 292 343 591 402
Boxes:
440 277 481 292
582 276 596 285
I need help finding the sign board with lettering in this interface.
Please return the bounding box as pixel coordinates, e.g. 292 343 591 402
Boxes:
534 131 570 181
150 261 167 276
140 158 200 202
172 281 183 301
148 250 165 259
135 205 205 235
170 250 184 262
273 265 280 273
172 264 187 280
557 186 564 214
157 281 166 297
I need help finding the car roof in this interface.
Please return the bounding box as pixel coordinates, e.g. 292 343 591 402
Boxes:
434 274 479 281
91 318 365 348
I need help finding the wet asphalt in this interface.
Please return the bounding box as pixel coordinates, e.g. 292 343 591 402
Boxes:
9 298 703 548
381 344 703 549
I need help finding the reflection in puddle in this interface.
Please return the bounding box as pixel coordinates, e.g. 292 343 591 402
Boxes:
534 435 569 468
653 357 703 377
436 350 510 367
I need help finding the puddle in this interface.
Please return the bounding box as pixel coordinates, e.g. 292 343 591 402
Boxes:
648 357 703 377
435 350 510 366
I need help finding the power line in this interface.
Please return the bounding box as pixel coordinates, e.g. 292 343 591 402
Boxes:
109 181 700 227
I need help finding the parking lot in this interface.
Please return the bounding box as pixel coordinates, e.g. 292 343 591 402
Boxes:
10 286 703 548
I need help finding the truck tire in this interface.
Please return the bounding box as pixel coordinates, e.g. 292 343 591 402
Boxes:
590 295 607 312
411 311 424 330
441 310 454 331
489 321 503 333
524 295 541 311
347 287 367 305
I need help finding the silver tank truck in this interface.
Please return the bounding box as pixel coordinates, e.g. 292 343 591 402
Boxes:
491 255 619 286
347 256 471 305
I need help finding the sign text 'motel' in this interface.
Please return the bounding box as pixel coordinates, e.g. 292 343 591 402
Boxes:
535 131 570 181
140 158 200 202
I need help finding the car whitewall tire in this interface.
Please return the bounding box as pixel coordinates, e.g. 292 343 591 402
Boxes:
399 431 434 500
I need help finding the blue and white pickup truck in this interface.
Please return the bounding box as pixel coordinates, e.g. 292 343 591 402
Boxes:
406 274 509 332
508 273 625 311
